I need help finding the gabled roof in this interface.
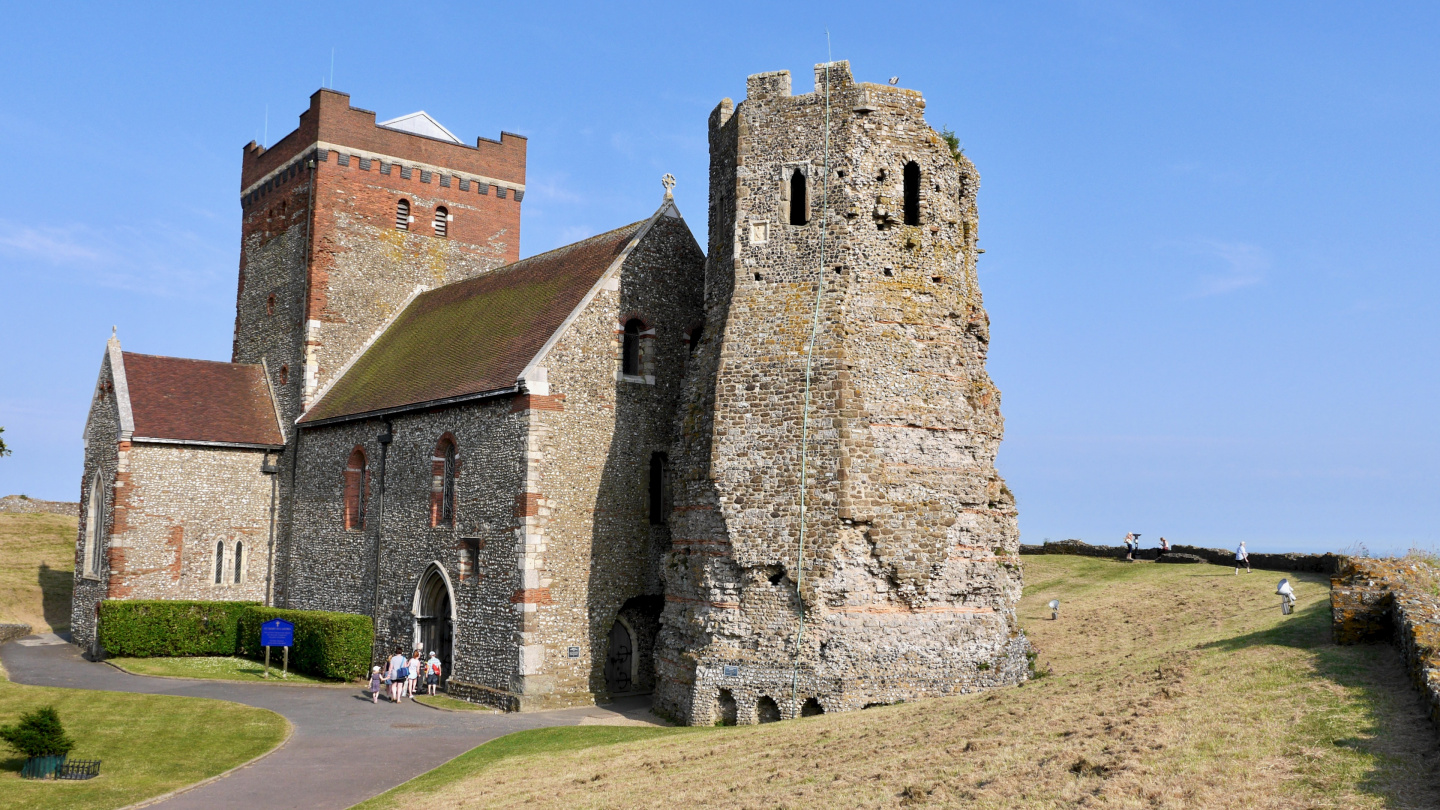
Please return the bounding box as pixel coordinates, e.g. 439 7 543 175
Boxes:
299 218 654 425
121 353 285 447
376 111 463 144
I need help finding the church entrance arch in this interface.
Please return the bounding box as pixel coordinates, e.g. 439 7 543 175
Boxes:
604 615 636 694
412 564 454 685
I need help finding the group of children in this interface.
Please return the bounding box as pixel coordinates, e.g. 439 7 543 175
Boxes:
368 647 443 703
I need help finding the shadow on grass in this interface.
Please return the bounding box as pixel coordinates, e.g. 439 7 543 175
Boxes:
38 562 72 632
0 754 23 774
1201 592 1440 808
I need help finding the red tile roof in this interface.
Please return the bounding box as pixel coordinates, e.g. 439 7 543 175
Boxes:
122 353 284 446
300 220 646 424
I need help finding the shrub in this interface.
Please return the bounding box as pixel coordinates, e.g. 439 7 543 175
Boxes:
98 600 256 657
0 706 75 758
237 607 373 681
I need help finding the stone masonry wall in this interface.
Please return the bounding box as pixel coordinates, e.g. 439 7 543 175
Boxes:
286 399 527 705
657 62 1027 726
71 350 121 648
1331 559 1440 729
513 211 705 708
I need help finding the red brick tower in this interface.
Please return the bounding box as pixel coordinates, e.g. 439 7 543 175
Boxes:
231 89 527 426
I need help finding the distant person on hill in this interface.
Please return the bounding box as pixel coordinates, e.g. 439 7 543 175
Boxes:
1158 537 1170 553
1124 532 1137 561
368 666 383 704
1235 541 1251 575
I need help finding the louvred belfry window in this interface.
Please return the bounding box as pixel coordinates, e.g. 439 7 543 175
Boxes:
396 199 410 231
344 446 368 531
434 206 449 238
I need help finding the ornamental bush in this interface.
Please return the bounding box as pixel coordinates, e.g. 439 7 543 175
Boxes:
98 600 256 657
237 607 373 681
0 706 75 758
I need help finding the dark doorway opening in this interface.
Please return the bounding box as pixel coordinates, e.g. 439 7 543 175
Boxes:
789 169 808 226
604 620 633 693
416 566 453 686
902 162 921 225
757 695 781 723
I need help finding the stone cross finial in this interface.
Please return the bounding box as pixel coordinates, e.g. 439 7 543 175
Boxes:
662 173 676 199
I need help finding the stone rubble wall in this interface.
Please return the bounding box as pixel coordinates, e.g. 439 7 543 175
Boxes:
0 495 79 517
71 351 122 650
657 62 1027 726
1021 539 1346 575
1331 559 1440 728
0 623 32 645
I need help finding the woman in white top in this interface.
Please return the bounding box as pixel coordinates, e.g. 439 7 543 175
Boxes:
1234 541 1251 574
406 651 421 700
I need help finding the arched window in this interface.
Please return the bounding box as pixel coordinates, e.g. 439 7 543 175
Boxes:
214 541 224 585
622 319 643 376
649 451 668 525
396 199 410 231
903 161 921 226
433 206 449 238
279 364 289 385
788 169 808 226
83 474 104 577
344 446 368 531
430 435 458 528
234 541 244 584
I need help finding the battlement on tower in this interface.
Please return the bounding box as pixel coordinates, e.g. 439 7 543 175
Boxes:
240 88 526 192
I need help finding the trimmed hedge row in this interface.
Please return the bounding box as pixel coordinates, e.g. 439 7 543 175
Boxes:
237 607 373 681
98 600 255 657
97 601 374 681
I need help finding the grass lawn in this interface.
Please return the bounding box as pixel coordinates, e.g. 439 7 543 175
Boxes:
0 666 288 810
361 556 1440 809
413 693 496 712
0 513 77 633
108 656 343 685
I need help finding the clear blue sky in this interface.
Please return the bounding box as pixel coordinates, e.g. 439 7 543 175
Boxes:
2 2 1436 556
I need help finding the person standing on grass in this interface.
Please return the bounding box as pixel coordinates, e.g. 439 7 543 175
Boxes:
1124 532 1137 561
368 666 383 704
387 649 407 703
406 650 421 701
1159 537 1171 554
426 651 442 696
1235 541 1251 574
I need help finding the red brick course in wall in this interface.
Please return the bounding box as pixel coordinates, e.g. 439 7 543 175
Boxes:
241 89 525 191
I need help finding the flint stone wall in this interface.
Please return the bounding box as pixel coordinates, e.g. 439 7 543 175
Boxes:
657 62 1027 727
1021 539 1346 575
0 496 79 517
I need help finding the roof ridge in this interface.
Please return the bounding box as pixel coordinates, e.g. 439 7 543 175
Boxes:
121 352 264 369
418 219 651 299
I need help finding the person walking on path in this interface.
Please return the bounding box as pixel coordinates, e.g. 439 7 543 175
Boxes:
387 650 407 703
368 666 383 704
426 651 442 696
406 650 421 701
1235 541 1251 574
1159 537 1171 554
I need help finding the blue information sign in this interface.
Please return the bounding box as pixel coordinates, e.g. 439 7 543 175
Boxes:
260 619 294 648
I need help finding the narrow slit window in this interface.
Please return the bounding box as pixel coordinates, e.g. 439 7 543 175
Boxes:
622 319 643 376
214 541 224 585
234 541 244 584
688 320 704 354
83 475 103 577
789 169 808 226
345 446 368 530
434 206 448 238
649 452 668 525
430 436 458 528
903 162 921 226
396 199 410 231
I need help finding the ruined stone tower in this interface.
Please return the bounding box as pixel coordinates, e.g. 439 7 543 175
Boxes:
656 62 1027 725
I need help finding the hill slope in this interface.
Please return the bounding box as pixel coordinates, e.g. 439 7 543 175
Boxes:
0 512 76 632
365 556 1440 809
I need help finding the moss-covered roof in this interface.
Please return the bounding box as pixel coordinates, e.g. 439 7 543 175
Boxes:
300 220 646 424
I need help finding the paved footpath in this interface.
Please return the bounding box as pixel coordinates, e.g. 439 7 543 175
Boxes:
2 636 658 809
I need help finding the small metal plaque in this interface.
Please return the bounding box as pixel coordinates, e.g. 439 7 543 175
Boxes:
722 665 739 678
567 646 580 658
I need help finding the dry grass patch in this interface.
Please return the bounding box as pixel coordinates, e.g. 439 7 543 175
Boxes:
0 513 76 632
366 557 1440 809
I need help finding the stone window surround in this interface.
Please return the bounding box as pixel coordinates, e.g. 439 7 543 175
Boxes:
80 473 104 581
617 315 657 386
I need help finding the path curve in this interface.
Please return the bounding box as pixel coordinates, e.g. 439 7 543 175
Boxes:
1 637 656 810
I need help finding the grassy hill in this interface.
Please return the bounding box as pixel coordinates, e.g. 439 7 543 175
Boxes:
0 513 76 632
362 556 1440 809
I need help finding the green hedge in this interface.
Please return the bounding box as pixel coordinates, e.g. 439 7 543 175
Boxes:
237 607 374 681
98 600 256 657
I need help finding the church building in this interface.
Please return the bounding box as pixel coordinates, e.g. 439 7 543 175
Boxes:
73 62 1028 723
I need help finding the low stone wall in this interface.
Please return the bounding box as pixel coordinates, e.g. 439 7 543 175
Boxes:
0 495 79 517
0 623 34 645
1331 559 1440 728
1020 539 1346 575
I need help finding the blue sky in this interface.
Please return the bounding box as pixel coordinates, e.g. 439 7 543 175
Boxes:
1 2 1436 556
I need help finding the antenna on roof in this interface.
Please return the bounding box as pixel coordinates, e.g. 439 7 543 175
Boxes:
263 105 268 149
329 47 335 89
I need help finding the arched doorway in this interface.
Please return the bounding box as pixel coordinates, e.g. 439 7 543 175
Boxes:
604 619 633 694
414 565 453 685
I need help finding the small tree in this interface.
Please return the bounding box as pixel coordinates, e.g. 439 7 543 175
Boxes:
939 127 964 163
0 706 75 758
0 426 10 458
